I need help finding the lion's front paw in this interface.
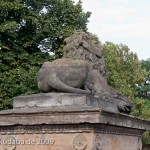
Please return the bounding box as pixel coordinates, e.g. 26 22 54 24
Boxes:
117 101 134 114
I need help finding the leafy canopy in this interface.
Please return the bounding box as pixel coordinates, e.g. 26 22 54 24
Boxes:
103 42 147 99
136 59 150 99
0 0 91 109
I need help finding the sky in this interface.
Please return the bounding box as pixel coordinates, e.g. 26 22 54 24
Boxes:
74 0 150 60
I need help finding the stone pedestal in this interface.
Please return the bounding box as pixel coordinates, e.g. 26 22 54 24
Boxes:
0 94 149 150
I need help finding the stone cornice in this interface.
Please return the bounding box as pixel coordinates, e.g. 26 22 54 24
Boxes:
0 124 144 136
0 108 149 131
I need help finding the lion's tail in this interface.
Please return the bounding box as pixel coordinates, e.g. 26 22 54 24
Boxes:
48 73 90 94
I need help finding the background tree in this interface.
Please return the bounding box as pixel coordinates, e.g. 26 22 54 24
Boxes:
103 41 149 145
133 58 150 145
103 42 147 99
0 0 90 109
136 58 150 99
132 98 150 145
103 42 150 145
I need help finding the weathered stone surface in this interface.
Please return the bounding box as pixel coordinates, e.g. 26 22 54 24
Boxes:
0 132 143 150
37 32 134 114
0 108 149 130
0 109 149 150
37 59 90 94
13 93 118 113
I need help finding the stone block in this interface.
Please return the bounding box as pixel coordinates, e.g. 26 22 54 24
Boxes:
0 108 149 150
13 93 118 113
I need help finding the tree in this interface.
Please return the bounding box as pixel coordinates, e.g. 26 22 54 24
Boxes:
103 42 150 144
0 0 91 56
103 42 147 99
133 59 150 145
132 98 150 145
136 58 150 99
0 0 90 109
103 42 149 144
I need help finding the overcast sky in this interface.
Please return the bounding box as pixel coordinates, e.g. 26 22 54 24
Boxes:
74 0 150 60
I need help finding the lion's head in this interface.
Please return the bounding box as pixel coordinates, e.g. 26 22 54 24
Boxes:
63 31 107 80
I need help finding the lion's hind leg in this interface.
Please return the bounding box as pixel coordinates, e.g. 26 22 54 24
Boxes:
48 73 90 94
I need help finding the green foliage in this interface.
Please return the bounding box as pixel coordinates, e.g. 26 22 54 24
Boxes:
0 0 90 109
132 98 150 144
133 59 150 145
132 98 150 119
136 58 150 99
0 0 91 55
0 50 54 110
103 41 150 144
103 42 147 99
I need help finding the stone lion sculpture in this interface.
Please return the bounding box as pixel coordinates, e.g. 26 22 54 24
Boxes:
37 32 134 113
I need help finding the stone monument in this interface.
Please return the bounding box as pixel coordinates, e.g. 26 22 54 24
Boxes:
0 32 149 150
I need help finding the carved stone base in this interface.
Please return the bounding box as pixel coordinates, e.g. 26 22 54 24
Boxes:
13 93 118 113
0 131 143 150
0 108 149 150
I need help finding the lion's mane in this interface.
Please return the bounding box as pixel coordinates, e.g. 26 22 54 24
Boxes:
63 32 107 80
